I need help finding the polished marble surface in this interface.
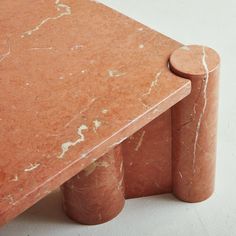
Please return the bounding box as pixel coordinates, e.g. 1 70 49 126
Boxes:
0 0 191 225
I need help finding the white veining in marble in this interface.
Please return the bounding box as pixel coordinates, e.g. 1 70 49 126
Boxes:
102 109 108 114
70 44 83 51
93 119 102 132
3 194 15 205
59 125 88 159
0 40 11 63
24 163 40 172
81 69 87 74
108 69 126 78
143 71 162 96
135 131 146 151
10 175 19 182
117 175 124 190
192 47 209 172
21 0 71 38
178 170 183 179
29 47 53 50
119 162 123 173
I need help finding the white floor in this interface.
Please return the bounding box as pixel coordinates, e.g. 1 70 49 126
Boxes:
1 0 236 235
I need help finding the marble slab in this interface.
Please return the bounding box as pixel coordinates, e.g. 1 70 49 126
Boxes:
0 0 191 225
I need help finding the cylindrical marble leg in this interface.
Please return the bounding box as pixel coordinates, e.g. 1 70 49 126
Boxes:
61 146 125 225
170 45 220 202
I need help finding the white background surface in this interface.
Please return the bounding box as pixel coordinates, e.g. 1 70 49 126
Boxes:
1 0 236 235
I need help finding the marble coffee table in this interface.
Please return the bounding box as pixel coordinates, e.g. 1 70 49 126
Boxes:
0 0 220 225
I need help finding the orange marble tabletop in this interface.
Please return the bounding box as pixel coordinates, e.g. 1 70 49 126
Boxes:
0 0 191 225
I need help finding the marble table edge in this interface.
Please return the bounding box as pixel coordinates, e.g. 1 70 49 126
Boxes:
0 72 191 226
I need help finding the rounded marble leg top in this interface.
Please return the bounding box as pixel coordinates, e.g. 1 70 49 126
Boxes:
170 45 220 202
61 146 125 225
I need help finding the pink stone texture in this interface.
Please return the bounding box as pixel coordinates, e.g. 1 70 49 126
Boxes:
0 0 219 226
123 111 172 199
